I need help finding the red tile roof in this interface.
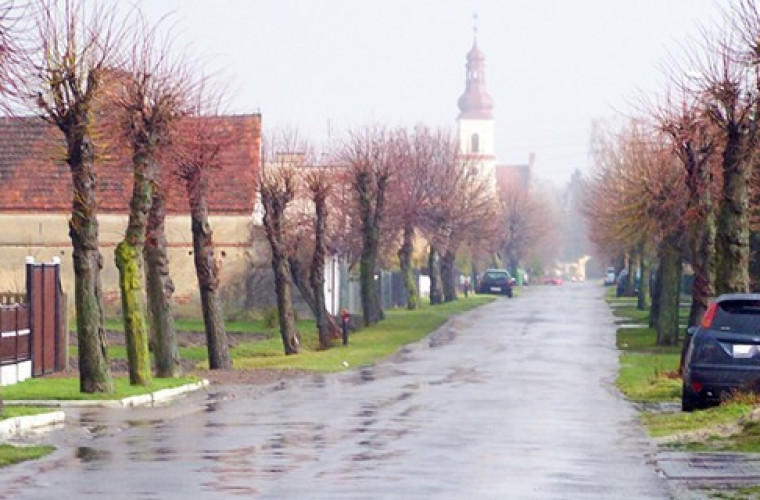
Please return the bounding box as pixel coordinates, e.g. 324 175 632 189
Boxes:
0 114 261 215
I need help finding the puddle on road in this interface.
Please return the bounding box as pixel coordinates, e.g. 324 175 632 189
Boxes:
76 446 111 463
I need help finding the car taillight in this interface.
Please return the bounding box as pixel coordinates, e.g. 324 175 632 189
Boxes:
701 302 718 328
691 381 703 392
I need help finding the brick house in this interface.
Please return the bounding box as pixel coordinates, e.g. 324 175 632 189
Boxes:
0 113 262 310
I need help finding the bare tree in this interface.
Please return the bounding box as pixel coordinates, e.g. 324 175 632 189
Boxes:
111 17 190 384
259 147 300 354
338 126 394 326
422 130 497 302
174 106 235 369
498 181 552 279
20 0 132 393
694 27 759 294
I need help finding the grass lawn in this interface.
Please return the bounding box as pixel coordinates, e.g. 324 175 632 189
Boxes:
642 402 755 439
233 296 496 372
0 444 55 467
2 375 200 401
0 407 55 420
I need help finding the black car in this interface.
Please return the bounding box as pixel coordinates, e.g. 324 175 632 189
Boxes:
477 269 513 298
681 294 760 411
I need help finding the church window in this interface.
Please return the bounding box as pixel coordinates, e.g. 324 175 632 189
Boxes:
471 133 480 153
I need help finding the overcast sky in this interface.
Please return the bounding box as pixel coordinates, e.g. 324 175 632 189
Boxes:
139 0 720 185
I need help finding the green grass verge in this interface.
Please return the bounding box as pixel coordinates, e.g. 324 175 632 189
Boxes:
642 403 754 438
709 485 760 499
1 375 200 401
233 296 496 372
0 444 55 467
665 419 760 453
617 353 681 403
0 406 55 420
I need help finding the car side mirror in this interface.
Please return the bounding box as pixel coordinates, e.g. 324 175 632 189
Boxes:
686 326 696 337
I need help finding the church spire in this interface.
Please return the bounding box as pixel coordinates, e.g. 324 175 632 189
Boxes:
457 15 493 120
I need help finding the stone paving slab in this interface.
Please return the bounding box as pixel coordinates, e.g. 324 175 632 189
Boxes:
658 451 760 490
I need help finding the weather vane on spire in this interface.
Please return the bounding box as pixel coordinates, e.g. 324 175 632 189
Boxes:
473 12 478 41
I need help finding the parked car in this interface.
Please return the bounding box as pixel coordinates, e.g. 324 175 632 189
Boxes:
681 294 760 411
477 269 514 298
603 267 616 286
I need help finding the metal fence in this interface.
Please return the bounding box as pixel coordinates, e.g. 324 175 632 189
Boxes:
0 303 31 366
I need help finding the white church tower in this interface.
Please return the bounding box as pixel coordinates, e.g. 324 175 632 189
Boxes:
457 26 496 181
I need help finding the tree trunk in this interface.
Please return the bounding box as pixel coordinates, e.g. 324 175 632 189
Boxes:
289 256 340 349
688 199 716 328
271 253 299 354
261 187 300 355
625 250 637 297
356 170 385 326
656 239 682 346
145 186 180 378
398 224 419 310
715 129 750 294
428 245 443 305
114 148 153 386
188 173 231 369
637 243 650 311
441 248 458 302
67 132 113 394
650 262 661 329
309 190 333 350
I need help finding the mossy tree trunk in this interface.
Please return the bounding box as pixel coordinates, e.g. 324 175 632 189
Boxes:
187 172 231 369
356 169 385 326
715 128 750 295
624 250 637 297
441 248 458 303
145 186 180 378
637 243 651 311
115 146 154 386
656 238 682 347
428 245 443 305
398 224 419 310
68 131 113 394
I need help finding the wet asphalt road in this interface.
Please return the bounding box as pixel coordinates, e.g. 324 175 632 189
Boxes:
0 284 670 499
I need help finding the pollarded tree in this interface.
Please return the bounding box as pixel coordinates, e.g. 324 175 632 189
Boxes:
694 22 759 294
260 134 301 354
173 99 235 369
338 126 395 326
386 125 437 310
111 18 191 384
422 129 497 303
21 0 131 393
498 180 553 280
654 84 720 328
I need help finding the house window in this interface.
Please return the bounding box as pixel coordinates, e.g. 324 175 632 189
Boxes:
471 133 480 153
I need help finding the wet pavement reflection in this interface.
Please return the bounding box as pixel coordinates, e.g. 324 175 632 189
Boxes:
0 284 670 499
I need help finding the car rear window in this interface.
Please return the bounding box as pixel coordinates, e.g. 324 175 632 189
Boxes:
484 272 508 280
714 299 760 333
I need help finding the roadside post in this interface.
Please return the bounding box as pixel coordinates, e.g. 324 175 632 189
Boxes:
340 309 350 346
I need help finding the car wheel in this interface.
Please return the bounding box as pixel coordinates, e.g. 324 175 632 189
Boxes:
681 385 704 412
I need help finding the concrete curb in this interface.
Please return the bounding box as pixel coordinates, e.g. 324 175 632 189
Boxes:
3 379 210 409
0 410 65 438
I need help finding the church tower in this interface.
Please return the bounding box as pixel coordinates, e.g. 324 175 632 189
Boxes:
457 27 496 180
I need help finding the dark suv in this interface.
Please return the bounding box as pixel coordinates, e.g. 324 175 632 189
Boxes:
477 269 513 298
682 294 760 411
